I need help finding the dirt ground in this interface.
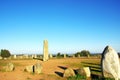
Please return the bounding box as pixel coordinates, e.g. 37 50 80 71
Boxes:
0 58 99 80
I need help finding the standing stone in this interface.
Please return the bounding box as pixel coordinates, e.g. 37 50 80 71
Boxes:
43 40 49 61
101 46 120 80
49 54 53 58
34 63 42 74
14 55 17 59
34 54 37 58
64 54 66 58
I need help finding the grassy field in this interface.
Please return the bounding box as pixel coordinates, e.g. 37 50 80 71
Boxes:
0 57 115 80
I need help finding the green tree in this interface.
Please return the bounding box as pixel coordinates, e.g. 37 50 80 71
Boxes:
1 49 11 59
57 52 61 57
56 52 69 58
75 52 81 57
80 50 90 56
75 50 90 57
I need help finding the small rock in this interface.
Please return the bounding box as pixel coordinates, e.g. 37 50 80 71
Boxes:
63 68 75 77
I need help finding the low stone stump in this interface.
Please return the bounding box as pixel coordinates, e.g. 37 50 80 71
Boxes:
24 63 42 74
76 67 91 78
3 63 15 72
63 68 75 77
25 65 33 73
34 63 42 74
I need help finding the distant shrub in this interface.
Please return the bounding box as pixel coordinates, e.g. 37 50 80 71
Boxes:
75 50 90 57
56 52 68 58
0 49 11 59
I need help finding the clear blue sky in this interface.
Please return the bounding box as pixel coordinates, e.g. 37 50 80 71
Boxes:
0 0 120 54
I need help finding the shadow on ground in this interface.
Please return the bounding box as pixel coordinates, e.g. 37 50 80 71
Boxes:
55 71 63 77
81 62 102 79
55 66 68 77
58 66 67 70
33 57 43 61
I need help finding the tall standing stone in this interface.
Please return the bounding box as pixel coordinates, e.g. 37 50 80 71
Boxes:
64 54 66 58
49 54 53 58
43 40 49 61
101 46 120 80
34 54 37 58
14 55 17 59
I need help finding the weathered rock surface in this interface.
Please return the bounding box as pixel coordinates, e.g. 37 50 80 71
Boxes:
25 63 42 74
25 65 33 73
63 68 75 77
3 63 15 72
34 63 42 74
101 46 120 80
77 67 91 77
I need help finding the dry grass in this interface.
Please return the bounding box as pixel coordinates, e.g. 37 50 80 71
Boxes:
0 58 102 80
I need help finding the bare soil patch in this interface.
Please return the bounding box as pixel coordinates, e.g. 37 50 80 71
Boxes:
0 58 100 80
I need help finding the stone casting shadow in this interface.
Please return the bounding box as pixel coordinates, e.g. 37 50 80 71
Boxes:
33 57 43 61
81 62 103 79
55 71 63 77
55 66 68 77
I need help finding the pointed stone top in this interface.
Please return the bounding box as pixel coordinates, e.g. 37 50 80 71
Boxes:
104 45 111 50
101 45 120 79
102 45 115 54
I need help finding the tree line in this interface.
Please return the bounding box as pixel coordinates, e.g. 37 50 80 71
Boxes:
56 50 91 58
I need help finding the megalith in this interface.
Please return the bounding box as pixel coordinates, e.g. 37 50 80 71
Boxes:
43 40 49 61
24 63 42 74
3 63 15 72
63 68 75 77
76 67 91 77
64 54 66 58
101 46 120 80
34 63 42 74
